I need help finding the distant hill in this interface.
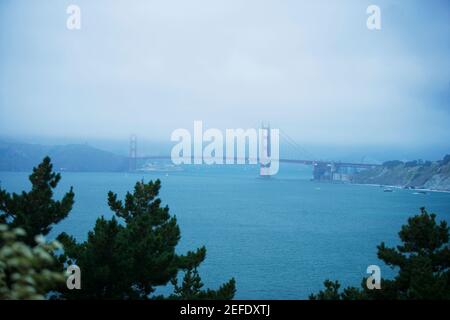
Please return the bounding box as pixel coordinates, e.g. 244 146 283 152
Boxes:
0 141 128 172
353 155 450 191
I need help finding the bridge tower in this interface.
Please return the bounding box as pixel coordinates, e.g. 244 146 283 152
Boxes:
129 134 137 172
260 122 271 176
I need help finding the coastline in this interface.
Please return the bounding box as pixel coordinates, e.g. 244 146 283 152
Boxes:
351 183 450 194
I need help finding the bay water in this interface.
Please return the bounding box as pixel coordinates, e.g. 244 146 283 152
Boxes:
1 163 449 299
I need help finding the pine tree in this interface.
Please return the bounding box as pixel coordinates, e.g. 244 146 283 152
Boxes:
170 269 236 300
57 179 236 299
310 207 450 300
0 157 74 245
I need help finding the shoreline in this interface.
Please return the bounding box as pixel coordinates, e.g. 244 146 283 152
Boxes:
352 183 450 194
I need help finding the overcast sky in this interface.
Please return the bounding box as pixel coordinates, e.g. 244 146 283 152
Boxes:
0 0 449 151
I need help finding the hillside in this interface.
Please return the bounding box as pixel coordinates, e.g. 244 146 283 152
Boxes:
353 155 450 191
0 141 127 172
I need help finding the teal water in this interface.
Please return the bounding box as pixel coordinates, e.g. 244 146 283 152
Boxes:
1 164 449 299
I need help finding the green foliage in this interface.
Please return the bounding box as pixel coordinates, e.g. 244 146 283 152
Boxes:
382 160 404 168
310 207 450 300
0 157 74 245
170 269 236 300
442 155 450 166
57 179 236 299
405 160 419 168
309 280 342 300
0 158 235 300
0 224 65 299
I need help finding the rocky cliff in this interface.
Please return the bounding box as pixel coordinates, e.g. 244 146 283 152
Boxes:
353 155 450 191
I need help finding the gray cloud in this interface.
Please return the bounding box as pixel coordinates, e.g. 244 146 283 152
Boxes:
0 0 449 149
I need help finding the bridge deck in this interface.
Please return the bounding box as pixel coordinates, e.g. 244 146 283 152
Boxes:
132 156 380 169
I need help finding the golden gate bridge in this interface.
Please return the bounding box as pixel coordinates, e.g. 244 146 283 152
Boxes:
127 126 380 181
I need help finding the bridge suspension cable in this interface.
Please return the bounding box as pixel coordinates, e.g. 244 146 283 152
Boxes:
279 128 317 161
